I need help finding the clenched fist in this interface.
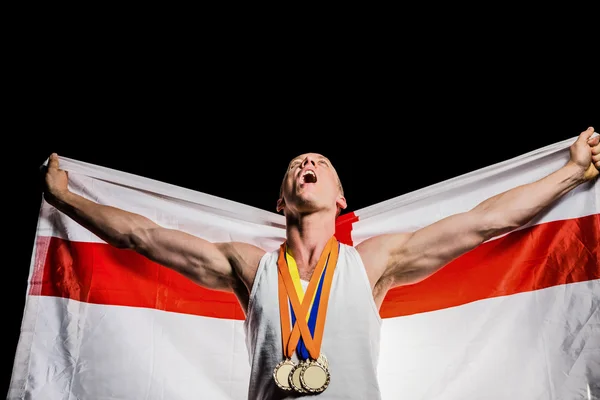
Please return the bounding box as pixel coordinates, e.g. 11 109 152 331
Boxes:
569 127 600 181
43 153 70 205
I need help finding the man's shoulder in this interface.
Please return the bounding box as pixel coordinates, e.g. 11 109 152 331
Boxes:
337 241 363 261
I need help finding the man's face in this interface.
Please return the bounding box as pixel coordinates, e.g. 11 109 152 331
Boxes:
277 153 346 216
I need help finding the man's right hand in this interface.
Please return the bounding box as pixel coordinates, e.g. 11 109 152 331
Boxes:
44 153 70 204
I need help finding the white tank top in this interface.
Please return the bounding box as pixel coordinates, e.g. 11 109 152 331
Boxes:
243 243 382 399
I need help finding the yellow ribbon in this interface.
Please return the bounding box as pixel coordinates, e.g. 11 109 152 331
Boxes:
285 247 317 321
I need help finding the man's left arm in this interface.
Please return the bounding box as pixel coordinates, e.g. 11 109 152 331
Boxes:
358 127 599 290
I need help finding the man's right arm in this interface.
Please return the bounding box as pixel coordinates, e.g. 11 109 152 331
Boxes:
43 153 265 292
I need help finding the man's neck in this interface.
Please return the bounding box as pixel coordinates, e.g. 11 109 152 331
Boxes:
285 211 336 278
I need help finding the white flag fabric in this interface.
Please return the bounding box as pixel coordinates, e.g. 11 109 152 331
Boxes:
8 137 599 400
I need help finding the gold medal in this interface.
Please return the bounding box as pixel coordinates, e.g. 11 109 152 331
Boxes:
273 359 295 391
299 358 330 393
288 361 307 393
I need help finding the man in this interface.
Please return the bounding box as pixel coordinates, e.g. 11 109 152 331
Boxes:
43 127 599 399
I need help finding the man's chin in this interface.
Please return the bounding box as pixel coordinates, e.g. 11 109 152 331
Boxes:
295 197 334 214
293 192 319 204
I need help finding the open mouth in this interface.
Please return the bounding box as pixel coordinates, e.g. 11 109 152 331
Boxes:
300 170 317 184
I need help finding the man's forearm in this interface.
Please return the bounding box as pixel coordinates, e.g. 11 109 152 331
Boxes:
47 191 158 248
473 161 586 237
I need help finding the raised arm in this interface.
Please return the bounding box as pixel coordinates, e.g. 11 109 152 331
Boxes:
358 127 600 295
42 153 265 293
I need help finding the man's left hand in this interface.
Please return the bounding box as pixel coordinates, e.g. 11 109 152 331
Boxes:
569 126 600 181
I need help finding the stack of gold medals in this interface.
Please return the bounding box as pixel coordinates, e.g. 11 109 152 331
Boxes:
273 236 339 394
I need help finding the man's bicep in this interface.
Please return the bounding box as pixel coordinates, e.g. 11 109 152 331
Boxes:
216 241 266 291
131 227 240 290
390 212 488 284
361 212 489 287
356 232 412 289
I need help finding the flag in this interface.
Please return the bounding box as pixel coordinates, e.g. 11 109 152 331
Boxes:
8 136 599 399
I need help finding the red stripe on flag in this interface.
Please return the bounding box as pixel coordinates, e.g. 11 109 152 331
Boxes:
335 212 358 246
32 235 246 320
31 214 598 320
381 213 599 318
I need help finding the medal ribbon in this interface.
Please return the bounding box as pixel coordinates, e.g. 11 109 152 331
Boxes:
277 238 331 359
286 247 317 320
286 246 319 359
290 260 327 360
277 236 339 361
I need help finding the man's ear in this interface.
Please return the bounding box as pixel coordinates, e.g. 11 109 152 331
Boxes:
336 195 347 211
276 198 285 213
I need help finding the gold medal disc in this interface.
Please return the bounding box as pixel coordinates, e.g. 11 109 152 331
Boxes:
288 362 307 393
273 359 295 391
300 360 330 393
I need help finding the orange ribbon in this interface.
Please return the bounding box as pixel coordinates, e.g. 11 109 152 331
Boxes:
277 236 339 360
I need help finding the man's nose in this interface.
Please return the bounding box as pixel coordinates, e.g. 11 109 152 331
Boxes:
302 157 316 167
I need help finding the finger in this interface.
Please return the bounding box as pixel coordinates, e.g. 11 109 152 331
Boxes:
577 126 595 142
48 153 59 169
593 153 600 163
592 142 600 155
588 135 600 147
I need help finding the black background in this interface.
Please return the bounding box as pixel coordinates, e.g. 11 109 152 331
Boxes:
5 31 599 395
